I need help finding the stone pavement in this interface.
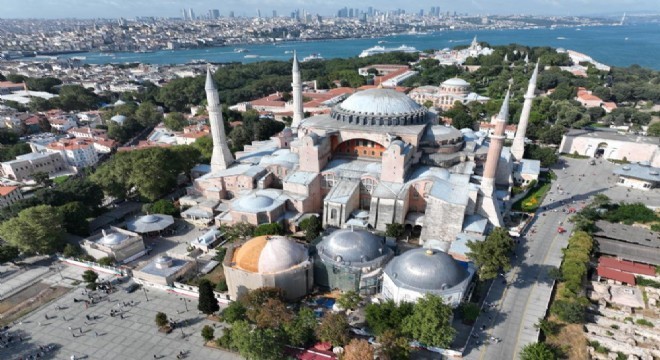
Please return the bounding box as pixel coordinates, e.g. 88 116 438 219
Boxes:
1 270 241 360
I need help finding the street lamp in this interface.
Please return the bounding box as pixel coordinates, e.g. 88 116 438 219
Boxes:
142 287 149 302
180 298 189 312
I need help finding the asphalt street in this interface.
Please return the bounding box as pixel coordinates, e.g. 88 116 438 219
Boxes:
464 157 642 360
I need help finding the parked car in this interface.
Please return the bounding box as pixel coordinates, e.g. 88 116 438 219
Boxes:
125 283 140 293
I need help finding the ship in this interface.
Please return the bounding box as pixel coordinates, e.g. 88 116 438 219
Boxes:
302 53 324 62
234 48 248 53
244 54 259 58
359 45 418 58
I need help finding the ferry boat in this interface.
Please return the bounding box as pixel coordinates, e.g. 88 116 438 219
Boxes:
359 45 418 58
234 48 248 53
302 53 324 62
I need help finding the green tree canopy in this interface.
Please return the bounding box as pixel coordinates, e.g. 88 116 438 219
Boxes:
316 312 349 346
0 205 65 254
284 307 317 347
59 201 91 236
155 312 168 327
0 245 20 263
144 199 179 217
401 294 456 348
336 290 362 311
365 300 414 336
520 342 557 360
253 223 285 236
197 279 219 314
467 227 514 280
163 112 188 131
230 320 284 360
299 215 323 242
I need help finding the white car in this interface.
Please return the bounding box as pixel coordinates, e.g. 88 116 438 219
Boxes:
350 327 371 336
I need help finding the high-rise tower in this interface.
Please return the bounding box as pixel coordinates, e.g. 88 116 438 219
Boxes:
205 67 234 172
291 51 304 130
511 62 538 161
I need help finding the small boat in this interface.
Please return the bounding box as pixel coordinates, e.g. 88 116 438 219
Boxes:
71 56 86 61
244 54 259 58
284 50 294 54
556 37 566 40
234 48 248 53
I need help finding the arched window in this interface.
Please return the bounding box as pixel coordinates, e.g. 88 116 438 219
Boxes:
322 173 336 189
330 209 337 219
361 178 376 194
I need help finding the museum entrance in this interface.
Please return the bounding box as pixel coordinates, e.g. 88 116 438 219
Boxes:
595 142 608 158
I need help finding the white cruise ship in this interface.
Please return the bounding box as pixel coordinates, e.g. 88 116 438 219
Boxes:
359 45 418 58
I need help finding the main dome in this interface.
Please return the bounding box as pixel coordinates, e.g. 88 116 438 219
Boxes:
330 89 428 126
384 248 469 290
339 89 423 115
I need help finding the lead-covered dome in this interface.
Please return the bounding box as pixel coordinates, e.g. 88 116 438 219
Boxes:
441 78 470 87
235 194 275 211
99 232 128 246
384 248 469 290
233 235 308 274
317 228 389 264
330 89 428 126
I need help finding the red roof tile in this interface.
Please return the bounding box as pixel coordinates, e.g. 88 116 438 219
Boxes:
597 265 636 284
599 257 656 276
0 186 19 196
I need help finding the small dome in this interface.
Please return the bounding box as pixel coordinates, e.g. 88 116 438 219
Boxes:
236 194 275 211
110 115 127 124
385 248 469 290
155 255 173 269
233 236 307 273
141 214 159 223
442 78 470 87
99 232 128 245
318 229 386 263
338 89 423 115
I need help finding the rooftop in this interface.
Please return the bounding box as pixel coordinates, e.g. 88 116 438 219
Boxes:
613 162 660 182
563 128 660 146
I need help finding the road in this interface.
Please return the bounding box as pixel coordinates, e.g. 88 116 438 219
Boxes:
464 157 635 360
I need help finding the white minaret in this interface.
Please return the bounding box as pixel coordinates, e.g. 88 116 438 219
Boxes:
511 62 539 161
291 51 304 130
205 66 234 172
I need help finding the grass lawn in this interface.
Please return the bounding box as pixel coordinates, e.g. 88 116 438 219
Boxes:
561 153 590 159
512 180 551 212
53 175 69 184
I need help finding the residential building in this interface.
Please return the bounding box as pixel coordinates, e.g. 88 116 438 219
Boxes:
45 138 99 169
0 185 23 208
0 152 66 181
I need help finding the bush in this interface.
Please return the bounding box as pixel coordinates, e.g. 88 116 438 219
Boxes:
604 203 658 224
201 325 215 341
155 312 168 327
253 223 284 236
610 324 619 330
550 300 585 323
213 247 227 263
63 243 83 258
216 280 228 292
636 276 660 289
215 328 235 350
222 301 247 324
385 223 405 239
459 303 480 324
98 256 115 266
636 318 654 327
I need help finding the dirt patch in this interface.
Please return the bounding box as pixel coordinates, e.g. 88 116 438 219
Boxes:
546 315 588 360
202 264 225 285
0 283 71 327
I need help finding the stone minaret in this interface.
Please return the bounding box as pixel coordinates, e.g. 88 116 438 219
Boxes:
482 89 510 194
511 62 538 161
205 66 234 172
291 51 304 130
478 90 510 228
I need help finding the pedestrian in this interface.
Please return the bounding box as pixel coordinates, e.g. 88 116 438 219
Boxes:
84 303 88 309
95 332 98 337
79 328 82 334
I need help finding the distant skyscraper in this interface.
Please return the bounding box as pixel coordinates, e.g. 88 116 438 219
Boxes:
188 8 195 20
257 9 261 18
368 6 373 17
209 9 220 19
272 10 277 18
229 11 235 18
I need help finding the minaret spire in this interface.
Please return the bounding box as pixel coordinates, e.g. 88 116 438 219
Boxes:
483 88 510 192
291 50 304 131
205 66 234 172
511 62 539 161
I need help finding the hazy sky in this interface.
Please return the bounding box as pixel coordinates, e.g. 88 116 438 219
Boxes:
0 0 649 19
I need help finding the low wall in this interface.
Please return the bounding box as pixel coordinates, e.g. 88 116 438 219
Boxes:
59 257 125 276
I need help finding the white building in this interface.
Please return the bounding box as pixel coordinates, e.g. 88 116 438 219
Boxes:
409 78 489 111
613 162 660 190
81 227 146 263
46 138 99 170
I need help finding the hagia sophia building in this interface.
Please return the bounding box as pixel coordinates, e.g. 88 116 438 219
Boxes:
188 54 541 301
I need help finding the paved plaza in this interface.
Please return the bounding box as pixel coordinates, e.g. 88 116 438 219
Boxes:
1 269 240 360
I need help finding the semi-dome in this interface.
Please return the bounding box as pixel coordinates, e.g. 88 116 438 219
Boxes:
233 235 308 274
110 115 127 124
385 248 469 290
99 231 128 246
330 89 429 127
339 89 423 115
318 229 387 263
442 78 470 87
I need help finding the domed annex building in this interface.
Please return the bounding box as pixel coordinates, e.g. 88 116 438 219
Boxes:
81 226 145 263
313 228 393 294
223 235 313 300
381 248 475 306
408 77 490 111
191 56 542 251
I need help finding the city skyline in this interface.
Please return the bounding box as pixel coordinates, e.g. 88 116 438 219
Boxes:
0 0 651 19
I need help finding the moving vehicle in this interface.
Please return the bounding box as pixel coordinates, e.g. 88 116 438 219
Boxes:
557 227 566 234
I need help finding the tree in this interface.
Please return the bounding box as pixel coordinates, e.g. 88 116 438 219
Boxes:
451 111 475 130
459 302 480 324
163 112 188 131
59 201 91 236
539 125 565 145
53 85 99 111
201 325 215 341
377 329 410 360
592 194 610 208
32 171 52 187
284 307 317 347
254 298 293 329
365 300 414 336
535 319 561 336
299 215 322 242
216 280 228 292
192 135 213 163
82 269 99 289
524 145 558 168
520 342 557 360
385 223 404 239
0 245 20 263
401 294 455 348
342 339 374 360
222 301 247 324
135 101 163 128
316 312 349 346
253 223 285 236
550 300 585 323
230 320 285 360
197 279 219 314
155 312 168 328
223 222 256 241
467 227 514 280
337 290 362 311
647 122 660 137
145 199 179 216
0 205 65 254
98 256 115 266
62 244 83 258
